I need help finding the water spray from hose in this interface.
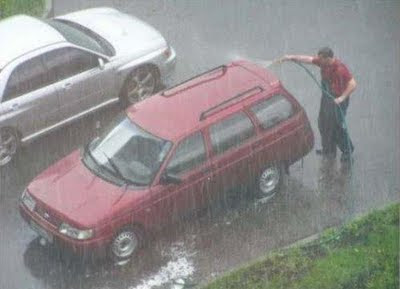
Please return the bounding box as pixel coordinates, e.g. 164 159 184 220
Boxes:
227 51 278 69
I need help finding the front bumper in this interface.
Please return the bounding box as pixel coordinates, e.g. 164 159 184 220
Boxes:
19 202 111 256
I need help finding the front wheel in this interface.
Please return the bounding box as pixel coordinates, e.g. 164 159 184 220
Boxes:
110 227 144 262
256 163 284 201
120 66 159 107
0 128 19 166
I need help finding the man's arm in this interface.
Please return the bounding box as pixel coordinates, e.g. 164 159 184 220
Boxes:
335 78 357 104
281 54 315 64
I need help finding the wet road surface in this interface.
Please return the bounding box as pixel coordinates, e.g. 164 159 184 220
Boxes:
1 1 399 288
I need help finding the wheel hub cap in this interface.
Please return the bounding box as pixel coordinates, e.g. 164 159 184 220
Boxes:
127 69 156 103
259 167 279 195
112 231 138 259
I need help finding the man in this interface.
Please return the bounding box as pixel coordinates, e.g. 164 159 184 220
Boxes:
282 47 356 162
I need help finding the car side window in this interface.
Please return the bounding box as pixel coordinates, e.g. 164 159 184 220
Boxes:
3 56 49 101
166 132 207 176
42 47 99 82
210 111 255 155
250 94 294 130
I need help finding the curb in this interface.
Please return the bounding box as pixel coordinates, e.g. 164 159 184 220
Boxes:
42 0 53 18
284 232 322 249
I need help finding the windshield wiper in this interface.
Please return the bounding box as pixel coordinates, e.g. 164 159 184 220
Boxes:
102 152 140 186
84 143 101 168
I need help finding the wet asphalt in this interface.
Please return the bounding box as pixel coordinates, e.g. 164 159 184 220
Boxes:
0 1 399 288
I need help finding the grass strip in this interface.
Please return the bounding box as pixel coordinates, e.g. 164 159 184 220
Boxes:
0 0 45 19
203 203 399 289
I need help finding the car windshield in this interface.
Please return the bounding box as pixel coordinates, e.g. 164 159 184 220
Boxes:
46 19 115 56
84 114 172 186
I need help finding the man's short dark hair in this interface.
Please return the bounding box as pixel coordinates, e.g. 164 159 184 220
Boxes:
318 47 334 58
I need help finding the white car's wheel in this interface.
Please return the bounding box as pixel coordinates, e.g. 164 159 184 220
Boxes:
121 66 159 106
0 128 19 166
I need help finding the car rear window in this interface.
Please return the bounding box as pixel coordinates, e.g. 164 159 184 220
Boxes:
250 94 294 130
209 111 255 155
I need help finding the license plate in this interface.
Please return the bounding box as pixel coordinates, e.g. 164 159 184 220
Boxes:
30 221 53 243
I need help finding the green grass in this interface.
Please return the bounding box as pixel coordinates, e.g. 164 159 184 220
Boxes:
0 0 45 19
203 203 399 289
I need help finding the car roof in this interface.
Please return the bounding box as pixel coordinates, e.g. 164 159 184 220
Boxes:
127 60 280 141
0 15 65 69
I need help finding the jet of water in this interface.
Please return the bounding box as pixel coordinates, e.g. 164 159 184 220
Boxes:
226 51 281 69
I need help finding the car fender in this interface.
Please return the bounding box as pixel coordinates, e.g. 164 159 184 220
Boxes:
116 47 165 77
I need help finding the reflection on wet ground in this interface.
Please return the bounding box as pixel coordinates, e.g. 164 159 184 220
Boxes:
20 159 366 289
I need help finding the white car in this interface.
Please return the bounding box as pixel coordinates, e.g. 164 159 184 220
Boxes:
0 7 176 166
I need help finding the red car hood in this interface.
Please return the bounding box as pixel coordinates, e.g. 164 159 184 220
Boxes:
28 150 140 228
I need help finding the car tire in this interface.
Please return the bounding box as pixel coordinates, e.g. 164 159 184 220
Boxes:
110 226 144 262
120 65 159 107
255 163 284 201
0 127 19 167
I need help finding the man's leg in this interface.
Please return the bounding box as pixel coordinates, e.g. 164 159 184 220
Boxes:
337 125 354 160
335 101 354 161
318 115 336 157
317 97 337 158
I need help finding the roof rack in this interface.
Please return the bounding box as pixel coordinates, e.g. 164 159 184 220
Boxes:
199 86 263 121
161 65 227 97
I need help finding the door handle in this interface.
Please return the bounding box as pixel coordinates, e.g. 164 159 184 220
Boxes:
62 82 72 90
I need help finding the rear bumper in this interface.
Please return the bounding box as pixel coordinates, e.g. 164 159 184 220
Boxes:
19 203 111 256
287 129 314 166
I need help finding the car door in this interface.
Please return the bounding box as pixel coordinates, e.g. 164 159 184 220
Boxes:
208 111 257 202
150 131 213 223
248 94 296 174
0 55 59 138
42 47 116 121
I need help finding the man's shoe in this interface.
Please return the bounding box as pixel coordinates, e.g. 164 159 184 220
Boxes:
340 153 354 163
316 149 336 159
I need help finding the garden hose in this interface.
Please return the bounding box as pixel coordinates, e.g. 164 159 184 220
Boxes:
282 60 354 171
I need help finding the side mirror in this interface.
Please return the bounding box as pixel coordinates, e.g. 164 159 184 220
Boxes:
160 172 181 185
98 58 105 70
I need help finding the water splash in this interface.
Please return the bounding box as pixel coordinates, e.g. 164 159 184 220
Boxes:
226 51 277 68
129 242 195 289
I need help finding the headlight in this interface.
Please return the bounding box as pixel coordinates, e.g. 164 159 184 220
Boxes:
163 45 172 58
21 189 36 212
59 223 93 240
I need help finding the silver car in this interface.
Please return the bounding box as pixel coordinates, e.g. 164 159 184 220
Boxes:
0 7 176 166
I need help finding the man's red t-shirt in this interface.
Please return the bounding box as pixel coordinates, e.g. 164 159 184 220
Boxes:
312 58 353 97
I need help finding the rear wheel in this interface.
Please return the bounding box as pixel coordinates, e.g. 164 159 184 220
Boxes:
0 128 19 166
120 65 159 107
256 163 284 201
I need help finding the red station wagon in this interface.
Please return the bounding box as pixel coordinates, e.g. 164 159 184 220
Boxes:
19 61 314 261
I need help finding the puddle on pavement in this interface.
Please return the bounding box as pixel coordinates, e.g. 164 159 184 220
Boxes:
129 242 196 289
